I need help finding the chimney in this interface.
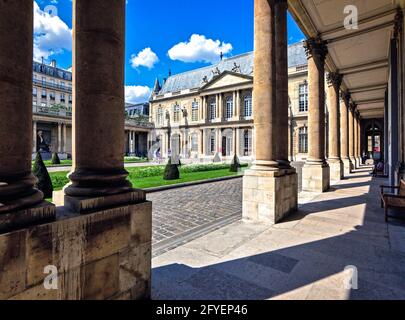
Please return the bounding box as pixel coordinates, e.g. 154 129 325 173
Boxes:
50 59 57 68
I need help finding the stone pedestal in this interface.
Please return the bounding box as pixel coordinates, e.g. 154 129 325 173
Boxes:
0 201 152 300
243 168 298 225
329 159 344 182
64 189 145 214
0 201 55 234
342 158 352 178
302 163 330 192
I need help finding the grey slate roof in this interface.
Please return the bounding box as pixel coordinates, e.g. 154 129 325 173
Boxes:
159 42 307 95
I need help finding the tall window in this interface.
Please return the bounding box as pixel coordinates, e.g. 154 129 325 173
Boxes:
298 126 308 153
244 96 252 117
226 97 233 120
210 131 216 154
173 104 180 122
41 89 47 98
244 130 252 156
32 87 37 96
299 83 308 112
191 134 198 152
192 102 199 121
156 107 163 125
209 100 216 120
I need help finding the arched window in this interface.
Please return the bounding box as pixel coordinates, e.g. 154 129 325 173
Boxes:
244 95 252 117
244 130 252 156
209 99 216 120
173 104 180 122
191 133 198 152
298 126 308 153
210 130 216 154
299 82 308 112
192 101 199 122
156 107 163 125
226 97 233 120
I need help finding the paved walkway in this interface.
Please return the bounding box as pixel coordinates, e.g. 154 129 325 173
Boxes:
148 179 243 257
152 169 405 300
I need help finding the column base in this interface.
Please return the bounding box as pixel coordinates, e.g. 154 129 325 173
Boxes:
328 159 343 182
302 162 330 192
242 168 298 225
342 158 352 178
0 201 56 234
349 157 356 172
0 201 151 300
64 189 146 214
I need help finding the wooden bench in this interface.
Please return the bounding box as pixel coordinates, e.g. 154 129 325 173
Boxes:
381 179 405 222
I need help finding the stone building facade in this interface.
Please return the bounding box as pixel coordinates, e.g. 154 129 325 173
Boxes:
150 43 311 162
32 60 152 160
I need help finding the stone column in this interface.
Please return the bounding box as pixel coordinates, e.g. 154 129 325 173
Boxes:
33 121 37 153
218 94 223 121
63 124 67 153
64 0 144 212
201 96 205 122
243 0 297 225
340 92 352 177
58 122 62 153
348 104 356 170
326 72 343 182
302 37 330 192
215 94 219 119
356 115 362 165
0 1 54 228
216 128 222 157
236 128 241 157
236 90 241 119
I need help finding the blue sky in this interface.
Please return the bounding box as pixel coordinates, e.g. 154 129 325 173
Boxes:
34 0 305 103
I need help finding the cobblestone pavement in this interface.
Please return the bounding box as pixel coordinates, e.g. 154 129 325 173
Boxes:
147 178 243 257
153 169 405 300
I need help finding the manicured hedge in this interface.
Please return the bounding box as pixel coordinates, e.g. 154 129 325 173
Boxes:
128 163 248 179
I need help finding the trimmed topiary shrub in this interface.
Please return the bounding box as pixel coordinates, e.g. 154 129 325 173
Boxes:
230 154 241 172
163 157 180 180
32 152 54 198
51 152 61 165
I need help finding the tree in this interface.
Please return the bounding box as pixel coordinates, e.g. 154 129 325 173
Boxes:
230 154 241 172
163 157 180 180
32 152 53 198
51 152 61 165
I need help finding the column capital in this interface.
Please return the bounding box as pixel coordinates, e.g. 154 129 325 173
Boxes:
349 103 357 112
394 8 403 39
304 37 328 62
326 72 343 89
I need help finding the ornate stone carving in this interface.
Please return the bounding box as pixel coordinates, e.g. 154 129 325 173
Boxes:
394 8 403 39
304 37 328 62
202 76 208 84
327 72 343 89
212 67 221 76
232 62 241 73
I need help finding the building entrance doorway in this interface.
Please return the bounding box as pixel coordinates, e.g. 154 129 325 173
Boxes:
365 121 383 162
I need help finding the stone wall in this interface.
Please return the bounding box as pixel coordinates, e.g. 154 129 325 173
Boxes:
0 201 151 300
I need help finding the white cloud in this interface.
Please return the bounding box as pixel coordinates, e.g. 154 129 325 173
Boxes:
130 48 159 69
33 1 72 61
168 34 233 64
125 86 151 104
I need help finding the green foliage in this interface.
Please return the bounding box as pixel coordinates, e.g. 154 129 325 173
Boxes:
32 152 54 198
230 154 241 172
51 152 61 165
163 157 180 180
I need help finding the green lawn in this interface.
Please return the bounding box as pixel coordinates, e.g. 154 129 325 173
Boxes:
50 166 244 191
34 157 147 168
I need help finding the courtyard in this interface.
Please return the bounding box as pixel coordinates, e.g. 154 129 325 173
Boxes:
152 168 405 300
